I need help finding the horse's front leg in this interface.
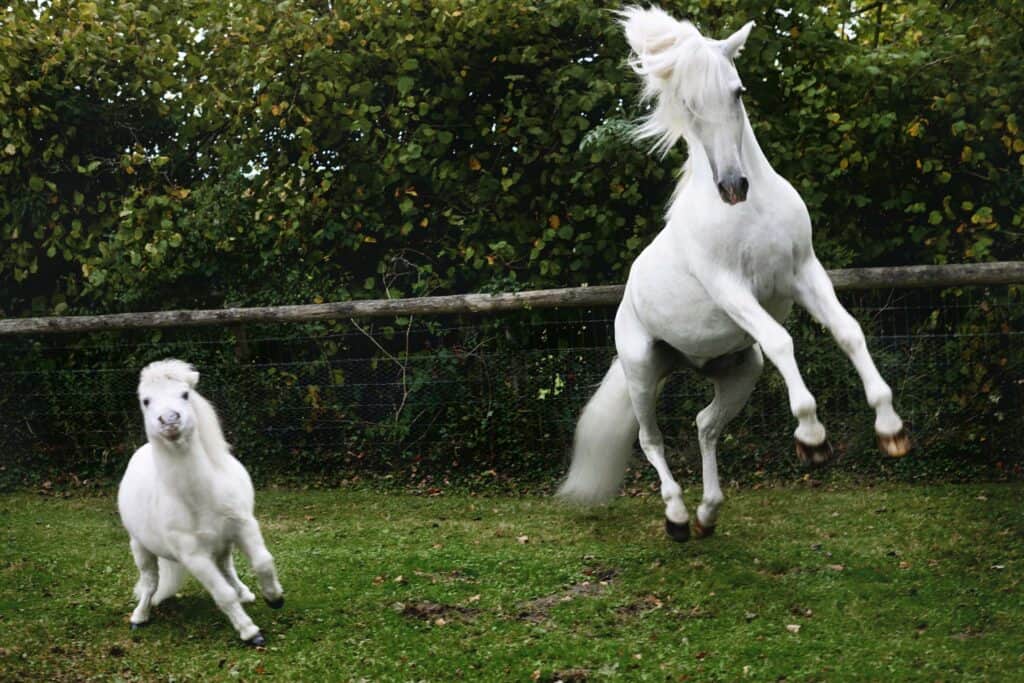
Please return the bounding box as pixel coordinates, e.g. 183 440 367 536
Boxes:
235 519 284 609
705 277 832 466
178 550 264 645
218 551 256 604
793 258 909 456
128 538 158 629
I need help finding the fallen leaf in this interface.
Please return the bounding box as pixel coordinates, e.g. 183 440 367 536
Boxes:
786 624 801 634
516 535 529 544
826 564 844 571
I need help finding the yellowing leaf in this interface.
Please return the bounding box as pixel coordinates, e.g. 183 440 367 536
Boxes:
548 214 560 229
468 157 481 171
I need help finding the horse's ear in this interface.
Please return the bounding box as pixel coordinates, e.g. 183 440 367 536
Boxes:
184 367 200 388
720 20 755 60
619 6 697 81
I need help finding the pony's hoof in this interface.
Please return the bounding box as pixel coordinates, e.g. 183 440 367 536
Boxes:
693 518 716 539
795 438 834 468
878 428 910 458
265 596 284 610
129 621 149 631
245 632 266 647
664 518 690 542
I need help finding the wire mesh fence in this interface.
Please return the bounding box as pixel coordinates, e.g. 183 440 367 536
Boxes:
1 283 1021 487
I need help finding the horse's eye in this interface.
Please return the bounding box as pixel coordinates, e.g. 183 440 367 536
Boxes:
181 391 189 400
735 86 746 100
142 398 150 407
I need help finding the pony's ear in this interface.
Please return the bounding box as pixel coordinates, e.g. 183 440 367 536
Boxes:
618 6 698 80
720 20 755 60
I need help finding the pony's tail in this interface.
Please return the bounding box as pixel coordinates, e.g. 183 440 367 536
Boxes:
151 558 186 606
557 358 638 505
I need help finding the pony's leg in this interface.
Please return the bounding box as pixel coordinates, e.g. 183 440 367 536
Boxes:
693 347 764 537
793 258 909 456
178 552 263 644
235 519 284 609
616 319 690 540
129 538 158 628
704 277 831 466
218 551 256 604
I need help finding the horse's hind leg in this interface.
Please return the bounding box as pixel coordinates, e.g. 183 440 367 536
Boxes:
218 551 256 604
693 346 764 538
129 538 158 629
616 320 690 540
236 519 284 609
794 258 909 456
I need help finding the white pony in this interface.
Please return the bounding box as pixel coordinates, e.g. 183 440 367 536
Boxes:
558 7 909 540
118 359 284 645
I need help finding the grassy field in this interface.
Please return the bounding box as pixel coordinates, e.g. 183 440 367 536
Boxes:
2 483 1022 681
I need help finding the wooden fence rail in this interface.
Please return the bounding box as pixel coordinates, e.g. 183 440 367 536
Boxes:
1 261 1022 336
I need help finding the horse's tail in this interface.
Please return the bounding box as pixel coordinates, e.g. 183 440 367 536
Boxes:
151 558 186 606
557 358 638 505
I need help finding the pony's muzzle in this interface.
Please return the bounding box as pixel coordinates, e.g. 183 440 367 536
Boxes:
717 176 749 205
158 411 181 426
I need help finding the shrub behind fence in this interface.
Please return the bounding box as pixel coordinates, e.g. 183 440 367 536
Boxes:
1 283 1020 490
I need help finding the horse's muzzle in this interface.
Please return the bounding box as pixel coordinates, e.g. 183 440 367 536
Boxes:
717 176 749 205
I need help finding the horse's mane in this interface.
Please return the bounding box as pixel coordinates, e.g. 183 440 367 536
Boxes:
618 6 734 158
139 359 233 467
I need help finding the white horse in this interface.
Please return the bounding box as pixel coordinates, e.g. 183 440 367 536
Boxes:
558 7 909 541
118 359 284 645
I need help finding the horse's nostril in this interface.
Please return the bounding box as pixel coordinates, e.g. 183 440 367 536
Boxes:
739 177 749 195
159 411 181 425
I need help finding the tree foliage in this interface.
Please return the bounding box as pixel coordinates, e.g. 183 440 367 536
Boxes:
1 0 1021 317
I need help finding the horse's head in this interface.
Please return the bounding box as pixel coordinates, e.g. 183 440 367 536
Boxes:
138 359 201 445
620 6 755 205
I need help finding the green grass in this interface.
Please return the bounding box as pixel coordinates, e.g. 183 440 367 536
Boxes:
2 483 1022 681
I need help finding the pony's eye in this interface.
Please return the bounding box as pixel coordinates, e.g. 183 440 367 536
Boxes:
181 391 189 400
142 398 150 407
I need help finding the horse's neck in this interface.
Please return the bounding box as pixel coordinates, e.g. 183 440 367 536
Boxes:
151 438 219 500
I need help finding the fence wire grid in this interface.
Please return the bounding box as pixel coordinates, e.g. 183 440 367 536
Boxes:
1 284 1021 485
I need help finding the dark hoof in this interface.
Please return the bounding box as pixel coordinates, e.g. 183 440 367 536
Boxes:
245 632 266 647
129 621 148 631
693 518 716 539
878 428 910 458
664 518 690 542
795 438 834 468
265 596 284 610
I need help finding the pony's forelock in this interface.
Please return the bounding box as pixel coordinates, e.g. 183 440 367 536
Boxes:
139 359 200 390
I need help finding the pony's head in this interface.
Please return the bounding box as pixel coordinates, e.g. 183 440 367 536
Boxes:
619 6 755 205
138 359 201 445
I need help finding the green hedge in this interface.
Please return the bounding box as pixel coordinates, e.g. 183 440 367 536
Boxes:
1 1 1021 486
2 0 1020 314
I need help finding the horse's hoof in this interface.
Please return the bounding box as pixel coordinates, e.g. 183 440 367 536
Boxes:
265 596 284 610
664 518 691 542
878 428 910 458
129 621 148 631
795 438 834 468
693 518 716 539
245 632 266 647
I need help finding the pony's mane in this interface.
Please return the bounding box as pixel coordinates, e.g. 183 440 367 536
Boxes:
618 6 735 157
139 358 233 467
